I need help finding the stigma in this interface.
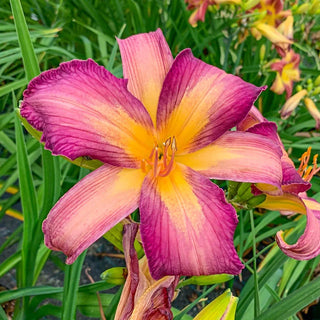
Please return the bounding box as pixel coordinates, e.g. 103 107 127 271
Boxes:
141 137 177 177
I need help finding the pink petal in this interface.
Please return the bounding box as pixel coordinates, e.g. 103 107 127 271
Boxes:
238 108 310 194
188 1 210 27
114 223 140 320
276 197 320 260
140 164 243 280
42 164 145 264
246 122 310 194
177 131 283 188
118 29 173 125
21 59 154 168
115 223 178 320
237 106 266 131
156 49 266 154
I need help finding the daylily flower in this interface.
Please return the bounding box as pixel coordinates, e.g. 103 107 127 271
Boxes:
186 0 241 27
115 223 178 320
21 29 283 279
249 0 291 27
238 107 320 259
248 0 292 50
270 49 300 99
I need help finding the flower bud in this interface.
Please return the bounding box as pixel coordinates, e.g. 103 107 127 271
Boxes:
100 267 127 285
297 3 311 14
178 274 234 288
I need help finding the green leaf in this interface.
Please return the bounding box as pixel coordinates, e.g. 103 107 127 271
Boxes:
61 251 86 320
10 0 40 80
256 276 320 320
14 107 39 290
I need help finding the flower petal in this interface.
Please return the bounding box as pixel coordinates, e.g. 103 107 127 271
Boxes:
156 49 265 154
177 131 282 188
118 29 173 125
245 122 310 194
237 106 266 131
257 193 306 214
276 197 320 259
188 1 210 27
115 223 178 320
21 59 154 168
305 97 320 130
129 275 178 320
140 164 243 279
280 89 308 119
114 223 140 320
42 164 145 264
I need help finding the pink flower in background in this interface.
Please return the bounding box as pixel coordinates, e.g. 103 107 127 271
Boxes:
239 106 320 260
21 29 283 279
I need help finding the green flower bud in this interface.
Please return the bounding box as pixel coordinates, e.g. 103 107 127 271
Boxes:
312 86 320 96
247 194 267 208
177 274 234 288
314 75 320 86
100 267 127 285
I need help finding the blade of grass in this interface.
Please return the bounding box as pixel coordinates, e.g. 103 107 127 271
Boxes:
14 101 39 313
256 276 320 320
0 306 7 320
61 251 87 320
249 209 261 318
10 0 40 80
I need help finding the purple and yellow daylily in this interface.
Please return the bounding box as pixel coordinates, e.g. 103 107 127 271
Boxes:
21 29 283 279
238 106 320 260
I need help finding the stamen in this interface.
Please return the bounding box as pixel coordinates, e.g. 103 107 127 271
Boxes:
141 137 177 177
163 137 171 168
298 147 320 182
159 136 177 177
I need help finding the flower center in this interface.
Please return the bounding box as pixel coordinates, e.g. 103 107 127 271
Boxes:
298 147 320 182
141 137 177 177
